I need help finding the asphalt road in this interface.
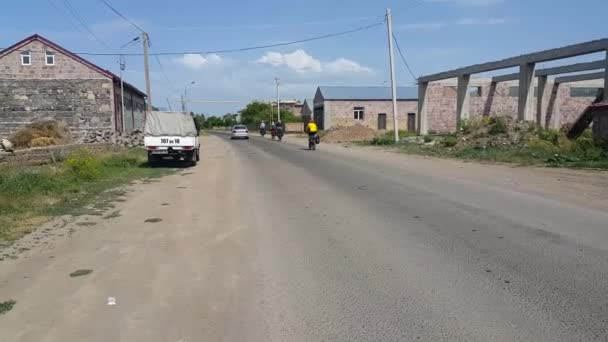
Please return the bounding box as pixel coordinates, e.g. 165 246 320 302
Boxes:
1 133 608 341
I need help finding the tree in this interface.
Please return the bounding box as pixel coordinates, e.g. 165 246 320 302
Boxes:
222 113 238 127
239 101 301 125
193 113 206 131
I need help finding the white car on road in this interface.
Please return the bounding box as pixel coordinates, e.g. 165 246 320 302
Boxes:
231 125 249 139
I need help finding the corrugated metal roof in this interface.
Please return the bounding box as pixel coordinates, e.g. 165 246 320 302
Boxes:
318 86 418 100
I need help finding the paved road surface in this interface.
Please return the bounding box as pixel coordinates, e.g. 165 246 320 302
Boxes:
1 134 608 341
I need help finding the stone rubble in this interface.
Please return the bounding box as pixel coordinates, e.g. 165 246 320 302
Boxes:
81 129 144 147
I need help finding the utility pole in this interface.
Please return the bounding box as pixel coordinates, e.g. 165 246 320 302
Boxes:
119 55 126 132
386 8 399 143
181 93 186 112
275 77 281 123
142 32 152 113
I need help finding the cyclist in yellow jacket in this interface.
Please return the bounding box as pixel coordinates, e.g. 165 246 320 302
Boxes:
305 119 318 136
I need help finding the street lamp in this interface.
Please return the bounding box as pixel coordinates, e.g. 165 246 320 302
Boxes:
119 37 141 132
183 81 196 113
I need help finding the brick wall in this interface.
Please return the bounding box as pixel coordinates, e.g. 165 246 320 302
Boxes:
426 80 600 132
324 100 418 131
0 79 115 140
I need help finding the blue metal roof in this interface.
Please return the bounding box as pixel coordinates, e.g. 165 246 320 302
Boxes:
317 86 418 100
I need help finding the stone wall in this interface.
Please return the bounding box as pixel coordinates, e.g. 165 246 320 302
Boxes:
0 143 114 167
0 79 115 141
0 40 107 80
323 100 418 131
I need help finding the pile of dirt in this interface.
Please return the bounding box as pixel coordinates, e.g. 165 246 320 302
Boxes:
322 124 378 143
11 120 72 149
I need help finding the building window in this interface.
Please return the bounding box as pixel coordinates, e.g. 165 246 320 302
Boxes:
570 87 602 98
469 86 482 97
354 107 365 120
45 51 55 65
20 51 31 65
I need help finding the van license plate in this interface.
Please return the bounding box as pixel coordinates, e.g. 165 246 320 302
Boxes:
151 150 168 154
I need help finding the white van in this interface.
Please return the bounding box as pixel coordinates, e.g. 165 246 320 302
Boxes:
144 111 201 166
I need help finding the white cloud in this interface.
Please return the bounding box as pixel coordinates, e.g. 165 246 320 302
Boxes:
400 22 447 31
325 58 372 73
399 17 508 31
425 0 504 6
456 17 508 25
257 50 322 73
177 53 222 70
256 50 370 74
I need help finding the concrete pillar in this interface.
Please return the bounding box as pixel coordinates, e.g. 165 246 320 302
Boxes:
604 49 608 100
536 75 547 127
518 62 536 121
456 74 471 128
417 82 429 135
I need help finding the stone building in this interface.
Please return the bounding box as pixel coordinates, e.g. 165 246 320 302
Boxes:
0 34 146 140
313 86 419 131
301 98 313 123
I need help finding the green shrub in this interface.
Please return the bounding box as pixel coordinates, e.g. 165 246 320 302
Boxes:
423 135 433 143
65 148 101 180
428 130 437 135
442 136 458 147
536 129 560 145
489 117 508 135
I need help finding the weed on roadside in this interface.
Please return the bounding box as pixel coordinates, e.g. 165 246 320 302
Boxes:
144 218 162 223
0 148 173 243
69 269 93 277
0 300 16 315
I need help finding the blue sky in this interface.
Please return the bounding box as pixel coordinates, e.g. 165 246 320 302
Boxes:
2 0 607 115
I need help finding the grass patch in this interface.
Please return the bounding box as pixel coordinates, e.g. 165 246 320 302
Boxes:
368 130 416 146
69 269 93 277
144 218 162 223
394 126 608 169
0 300 16 315
0 148 173 242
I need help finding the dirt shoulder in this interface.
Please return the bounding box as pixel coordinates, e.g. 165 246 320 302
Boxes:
284 134 608 211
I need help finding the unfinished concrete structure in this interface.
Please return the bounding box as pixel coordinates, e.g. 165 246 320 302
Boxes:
417 38 608 134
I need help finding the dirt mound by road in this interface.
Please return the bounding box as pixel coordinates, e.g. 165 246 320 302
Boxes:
322 124 378 143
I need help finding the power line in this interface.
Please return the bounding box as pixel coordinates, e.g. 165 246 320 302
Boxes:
391 32 418 81
99 0 145 33
47 0 86 35
2 20 385 57
74 21 385 56
60 0 110 48
147 37 175 89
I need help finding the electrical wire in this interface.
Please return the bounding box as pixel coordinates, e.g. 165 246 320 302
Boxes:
60 0 110 48
46 0 86 35
392 32 418 81
99 0 145 33
2 20 385 57
73 21 385 56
